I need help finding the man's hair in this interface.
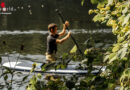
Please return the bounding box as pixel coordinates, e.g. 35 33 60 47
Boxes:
48 23 57 31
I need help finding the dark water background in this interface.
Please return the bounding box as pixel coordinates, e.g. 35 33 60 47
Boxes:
0 0 106 30
0 0 115 56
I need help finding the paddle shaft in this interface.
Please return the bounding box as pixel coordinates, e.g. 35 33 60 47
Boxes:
56 9 83 56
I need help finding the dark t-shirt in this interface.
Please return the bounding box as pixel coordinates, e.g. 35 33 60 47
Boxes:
47 34 59 54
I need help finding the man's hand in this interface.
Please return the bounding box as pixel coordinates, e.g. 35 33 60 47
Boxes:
65 21 69 27
56 31 71 44
67 31 71 37
59 21 69 37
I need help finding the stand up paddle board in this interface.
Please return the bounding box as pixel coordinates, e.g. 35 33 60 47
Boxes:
2 60 106 74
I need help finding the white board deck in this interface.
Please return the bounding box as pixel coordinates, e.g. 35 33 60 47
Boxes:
2 61 106 74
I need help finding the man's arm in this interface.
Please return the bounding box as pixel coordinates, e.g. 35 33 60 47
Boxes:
56 31 71 44
59 21 69 37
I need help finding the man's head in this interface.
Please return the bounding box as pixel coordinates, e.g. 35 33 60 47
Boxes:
48 23 57 34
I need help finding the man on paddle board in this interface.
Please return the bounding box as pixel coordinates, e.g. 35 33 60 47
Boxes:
46 21 71 63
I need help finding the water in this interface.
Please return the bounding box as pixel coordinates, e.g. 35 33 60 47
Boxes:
0 29 115 55
0 0 106 30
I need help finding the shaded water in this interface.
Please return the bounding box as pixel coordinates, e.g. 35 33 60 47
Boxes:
0 0 106 30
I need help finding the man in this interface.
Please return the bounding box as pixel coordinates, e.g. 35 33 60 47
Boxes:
46 21 71 63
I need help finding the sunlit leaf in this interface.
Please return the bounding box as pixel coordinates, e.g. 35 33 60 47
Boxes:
108 53 117 63
112 44 120 52
27 87 31 90
37 73 42 79
88 9 94 15
81 0 84 6
107 0 113 6
91 0 98 4
70 45 77 54
97 2 105 8
84 49 88 55
124 30 130 37
122 7 128 14
104 54 109 62
93 14 104 22
118 37 124 43
120 47 127 59
122 13 130 26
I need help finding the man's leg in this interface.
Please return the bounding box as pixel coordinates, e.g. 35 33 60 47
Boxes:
46 53 56 63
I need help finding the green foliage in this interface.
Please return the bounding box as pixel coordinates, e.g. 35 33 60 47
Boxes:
70 45 77 54
31 63 36 72
81 0 85 6
89 0 130 89
91 0 98 4
120 69 130 88
27 75 37 90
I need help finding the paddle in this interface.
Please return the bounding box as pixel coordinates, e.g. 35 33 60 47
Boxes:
55 9 83 56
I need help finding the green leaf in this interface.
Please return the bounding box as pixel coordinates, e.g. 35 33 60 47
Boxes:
37 73 42 79
41 67 46 71
117 44 128 59
4 75 8 81
97 1 106 8
27 87 31 90
107 0 113 6
120 47 127 59
62 53 68 59
61 64 66 69
81 0 84 6
93 14 104 22
84 49 88 55
109 53 117 63
30 67 35 73
4 66 13 74
56 64 61 69
124 28 130 37
122 7 128 14
108 83 114 88
122 13 130 26
112 44 120 52
104 54 109 62
118 16 125 24
23 75 29 81
118 37 124 43
84 49 91 55
70 45 77 54
91 0 98 4
0 71 10 78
